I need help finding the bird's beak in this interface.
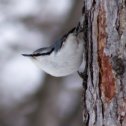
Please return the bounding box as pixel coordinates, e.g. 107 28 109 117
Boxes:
22 54 33 57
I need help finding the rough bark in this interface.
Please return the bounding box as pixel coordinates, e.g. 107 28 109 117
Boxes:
82 0 126 126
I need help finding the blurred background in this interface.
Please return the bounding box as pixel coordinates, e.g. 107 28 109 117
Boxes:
0 0 83 126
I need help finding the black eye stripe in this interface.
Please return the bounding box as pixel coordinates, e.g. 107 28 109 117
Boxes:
32 48 54 57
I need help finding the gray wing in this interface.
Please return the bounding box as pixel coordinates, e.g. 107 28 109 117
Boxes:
52 27 76 52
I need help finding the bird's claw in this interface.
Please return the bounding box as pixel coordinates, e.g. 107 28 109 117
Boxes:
78 71 84 79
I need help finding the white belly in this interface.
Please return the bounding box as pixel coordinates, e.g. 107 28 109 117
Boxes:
32 34 84 77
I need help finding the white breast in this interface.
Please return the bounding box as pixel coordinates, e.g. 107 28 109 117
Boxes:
32 33 84 77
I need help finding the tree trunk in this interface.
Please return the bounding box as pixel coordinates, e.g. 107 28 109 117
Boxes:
82 0 126 126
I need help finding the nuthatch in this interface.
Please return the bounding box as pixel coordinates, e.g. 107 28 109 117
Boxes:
22 23 84 77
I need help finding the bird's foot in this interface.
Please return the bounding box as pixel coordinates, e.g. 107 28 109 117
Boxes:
78 71 84 79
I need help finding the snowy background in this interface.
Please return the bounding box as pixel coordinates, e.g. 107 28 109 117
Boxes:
0 0 83 126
